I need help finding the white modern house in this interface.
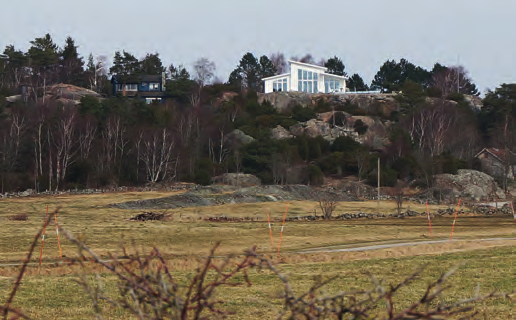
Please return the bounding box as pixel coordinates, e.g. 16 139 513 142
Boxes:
262 60 348 94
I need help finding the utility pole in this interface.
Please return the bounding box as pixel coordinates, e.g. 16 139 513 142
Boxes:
377 158 380 215
457 55 460 93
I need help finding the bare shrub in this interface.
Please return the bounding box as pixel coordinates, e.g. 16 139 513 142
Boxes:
316 192 338 219
8 213 28 221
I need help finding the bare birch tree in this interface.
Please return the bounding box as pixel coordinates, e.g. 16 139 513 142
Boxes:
192 57 215 106
140 128 177 183
52 108 78 191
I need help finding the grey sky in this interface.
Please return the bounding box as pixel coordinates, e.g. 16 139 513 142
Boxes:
1 0 514 93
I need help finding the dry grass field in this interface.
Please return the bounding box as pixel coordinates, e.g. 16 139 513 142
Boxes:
0 191 514 318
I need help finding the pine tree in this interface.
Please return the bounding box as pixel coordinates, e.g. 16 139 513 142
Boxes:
324 56 346 76
347 73 369 92
28 33 59 68
110 51 141 76
140 53 165 75
228 53 276 91
60 36 84 85
371 59 430 92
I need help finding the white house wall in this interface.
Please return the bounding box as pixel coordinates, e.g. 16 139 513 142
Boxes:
290 63 326 93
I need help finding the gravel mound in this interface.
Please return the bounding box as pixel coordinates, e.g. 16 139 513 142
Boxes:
111 185 358 210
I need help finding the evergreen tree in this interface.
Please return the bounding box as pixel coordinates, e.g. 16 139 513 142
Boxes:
228 52 277 91
166 63 195 103
86 53 95 72
109 51 141 76
27 33 61 89
395 80 427 111
1 45 28 88
169 63 190 80
324 56 346 76
28 33 59 68
259 55 276 79
347 73 369 92
140 53 165 75
60 36 85 85
371 58 430 92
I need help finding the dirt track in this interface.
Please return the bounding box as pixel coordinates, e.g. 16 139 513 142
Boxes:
1 237 514 268
294 237 516 254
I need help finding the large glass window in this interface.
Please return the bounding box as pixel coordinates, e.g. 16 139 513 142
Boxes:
273 78 288 92
297 68 318 93
325 79 341 93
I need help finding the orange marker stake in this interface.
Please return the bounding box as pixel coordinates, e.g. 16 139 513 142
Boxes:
276 202 290 257
449 198 462 243
511 202 516 223
54 210 62 259
39 205 49 267
426 201 432 236
267 212 275 249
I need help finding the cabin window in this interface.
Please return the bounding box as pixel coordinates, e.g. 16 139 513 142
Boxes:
149 83 160 91
117 84 137 91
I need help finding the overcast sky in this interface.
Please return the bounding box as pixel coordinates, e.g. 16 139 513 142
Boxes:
1 0 514 93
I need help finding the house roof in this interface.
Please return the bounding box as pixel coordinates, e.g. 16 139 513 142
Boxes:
322 73 349 80
475 148 515 162
261 73 290 81
288 60 327 71
112 74 163 84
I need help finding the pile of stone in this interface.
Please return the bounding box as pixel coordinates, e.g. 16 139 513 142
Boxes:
471 204 513 215
129 212 169 221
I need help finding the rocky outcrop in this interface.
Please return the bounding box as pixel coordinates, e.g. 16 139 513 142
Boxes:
7 83 103 105
272 125 294 140
433 169 505 201
258 92 312 111
258 92 398 114
225 129 255 146
464 94 483 112
212 173 261 187
289 119 358 143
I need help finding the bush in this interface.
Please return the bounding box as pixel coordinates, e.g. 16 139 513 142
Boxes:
426 86 443 98
318 152 344 175
446 92 466 103
367 165 398 187
314 98 332 113
353 119 369 135
291 104 316 122
194 169 212 186
332 136 361 153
